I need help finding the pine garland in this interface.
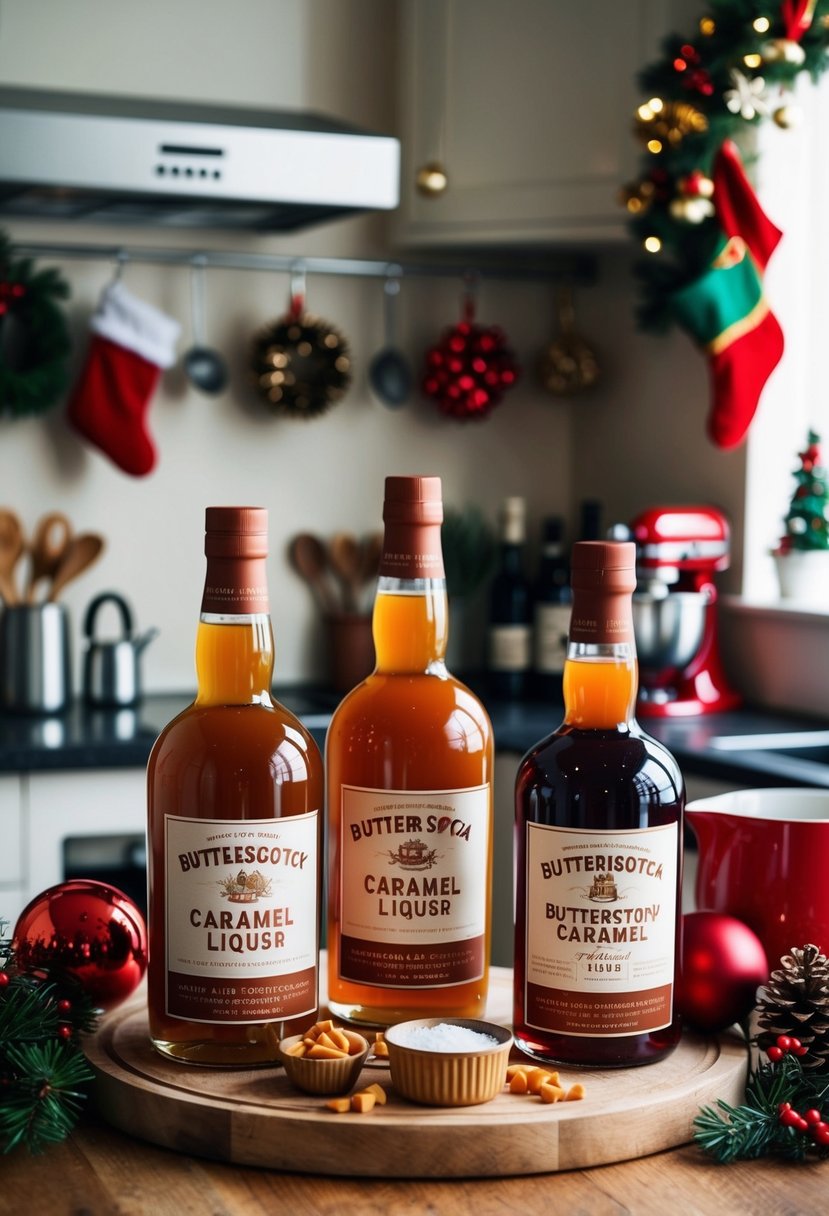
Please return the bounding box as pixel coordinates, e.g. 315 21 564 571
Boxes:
623 0 829 332
0 929 98 1155
0 229 71 419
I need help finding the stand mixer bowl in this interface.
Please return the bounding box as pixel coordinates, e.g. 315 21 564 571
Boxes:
632 590 709 672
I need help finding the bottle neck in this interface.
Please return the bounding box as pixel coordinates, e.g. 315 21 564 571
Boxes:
498 542 525 574
563 577 638 728
372 576 448 673
195 553 274 705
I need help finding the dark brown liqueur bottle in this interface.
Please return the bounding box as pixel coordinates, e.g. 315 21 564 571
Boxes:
513 541 684 1067
147 507 323 1065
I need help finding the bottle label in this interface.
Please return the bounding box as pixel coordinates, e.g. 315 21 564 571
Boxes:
523 822 677 1037
534 603 571 675
338 785 490 988
163 812 318 1024
488 624 531 671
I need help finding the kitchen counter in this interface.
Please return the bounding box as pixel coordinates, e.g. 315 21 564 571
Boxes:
4 1105 824 1215
1 684 828 788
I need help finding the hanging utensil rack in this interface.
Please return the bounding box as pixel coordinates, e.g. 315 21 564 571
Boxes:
11 241 596 285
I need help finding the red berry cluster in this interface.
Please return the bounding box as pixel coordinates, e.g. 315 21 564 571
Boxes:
672 43 714 96
422 317 520 420
766 1033 808 1063
778 1103 829 1146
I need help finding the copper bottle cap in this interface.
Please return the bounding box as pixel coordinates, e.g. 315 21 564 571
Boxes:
204 507 268 558
383 476 443 525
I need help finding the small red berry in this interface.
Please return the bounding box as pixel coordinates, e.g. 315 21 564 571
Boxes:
789 1037 802 1051
813 1124 829 1145
794 1117 810 1133
778 1101 792 1114
793 1044 809 1057
780 1108 801 1127
57 1024 72 1041
0 972 9 987
805 1109 822 1125
776 1035 793 1051
56 999 72 1015
767 1046 784 1062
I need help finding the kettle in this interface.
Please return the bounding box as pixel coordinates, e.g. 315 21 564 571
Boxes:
82 591 158 707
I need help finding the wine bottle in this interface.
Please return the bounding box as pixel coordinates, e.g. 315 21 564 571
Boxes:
327 475 494 1026
514 540 683 1067
532 515 571 699
147 507 323 1065
487 495 532 699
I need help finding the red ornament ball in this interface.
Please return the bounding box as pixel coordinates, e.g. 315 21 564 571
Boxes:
13 879 148 1011
422 299 520 420
679 911 768 1033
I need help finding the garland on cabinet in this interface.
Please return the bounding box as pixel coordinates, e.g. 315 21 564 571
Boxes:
621 1 829 450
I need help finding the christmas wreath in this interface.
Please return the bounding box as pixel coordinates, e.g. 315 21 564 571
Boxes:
621 2 829 449
0 230 71 420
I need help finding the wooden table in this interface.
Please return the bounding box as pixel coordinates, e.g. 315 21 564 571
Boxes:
4 1112 824 1216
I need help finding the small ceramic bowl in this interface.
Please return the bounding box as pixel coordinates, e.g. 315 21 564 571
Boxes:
384 1017 513 1107
278 1029 370 1096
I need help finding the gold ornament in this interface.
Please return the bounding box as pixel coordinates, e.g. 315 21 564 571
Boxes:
773 103 803 128
538 288 599 397
762 38 807 66
634 100 708 149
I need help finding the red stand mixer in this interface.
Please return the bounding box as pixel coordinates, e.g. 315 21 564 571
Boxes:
629 505 741 717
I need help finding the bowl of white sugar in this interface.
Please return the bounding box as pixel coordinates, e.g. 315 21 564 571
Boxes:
384 1018 513 1106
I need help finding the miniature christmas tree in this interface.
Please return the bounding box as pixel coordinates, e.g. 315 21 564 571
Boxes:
777 431 829 554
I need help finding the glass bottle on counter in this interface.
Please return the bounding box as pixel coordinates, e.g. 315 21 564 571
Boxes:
327 475 494 1026
487 495 532 699
514 540 683 1067
532 515 571 699
147 507 323 1065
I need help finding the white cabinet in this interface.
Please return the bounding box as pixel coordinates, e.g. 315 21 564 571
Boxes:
395 0 688 247
0 775 24 930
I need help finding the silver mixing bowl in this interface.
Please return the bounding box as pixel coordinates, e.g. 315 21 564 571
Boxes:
632 591 708 671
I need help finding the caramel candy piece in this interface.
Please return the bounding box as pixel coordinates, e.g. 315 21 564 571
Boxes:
325 1098 351 1114
565 1083 585 1101
351 1092 377 1113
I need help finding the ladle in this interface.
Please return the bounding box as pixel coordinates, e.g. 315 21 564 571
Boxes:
183 259 229 395
26 511 71 602
288 533 338 615
0 508 24 605
47 533 105 601
368 272 412 408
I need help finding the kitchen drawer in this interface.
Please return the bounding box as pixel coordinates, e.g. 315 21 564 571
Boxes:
25 770 146 904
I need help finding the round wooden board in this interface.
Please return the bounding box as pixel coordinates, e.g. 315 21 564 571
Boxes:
85 967 747 1178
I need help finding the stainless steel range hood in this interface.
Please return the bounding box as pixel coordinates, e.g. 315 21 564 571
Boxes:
0 86 400 232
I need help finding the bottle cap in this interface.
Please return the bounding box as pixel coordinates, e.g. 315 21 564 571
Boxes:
204 507 268 559
569 541 636 643
383 476 443 525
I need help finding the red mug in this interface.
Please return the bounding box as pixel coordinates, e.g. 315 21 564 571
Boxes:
686 788 829 970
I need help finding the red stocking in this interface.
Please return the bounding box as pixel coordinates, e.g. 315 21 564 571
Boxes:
67 282 180 476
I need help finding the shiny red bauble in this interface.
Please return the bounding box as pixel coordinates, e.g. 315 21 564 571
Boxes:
678 911 769 1033
13 879 147 1010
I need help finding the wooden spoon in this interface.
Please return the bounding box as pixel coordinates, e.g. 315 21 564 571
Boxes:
327 532 362 613
47 533 105 601
0 508 25 605
288 533 338 615
26 511 72 602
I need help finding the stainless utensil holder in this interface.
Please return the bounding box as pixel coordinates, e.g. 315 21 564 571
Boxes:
0 603 72 714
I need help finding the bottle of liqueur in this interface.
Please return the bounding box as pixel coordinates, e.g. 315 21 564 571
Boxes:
532 515 571 699
147 507 323 1065
327 475 494 1026
487 495 532 699
514 541 683 1067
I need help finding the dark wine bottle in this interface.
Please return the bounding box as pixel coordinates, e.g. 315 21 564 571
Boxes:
532 516 571 699
486 496 532 699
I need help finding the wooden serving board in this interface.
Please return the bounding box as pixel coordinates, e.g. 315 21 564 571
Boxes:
85 967 747 1178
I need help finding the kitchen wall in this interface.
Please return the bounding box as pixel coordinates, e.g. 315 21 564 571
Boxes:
0 0 749 693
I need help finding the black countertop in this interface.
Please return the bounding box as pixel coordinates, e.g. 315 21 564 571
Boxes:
1 683 828 789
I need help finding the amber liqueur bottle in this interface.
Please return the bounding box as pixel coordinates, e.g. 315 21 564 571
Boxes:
514 541 683 1067
327 475 494 1026
147 507 323 1065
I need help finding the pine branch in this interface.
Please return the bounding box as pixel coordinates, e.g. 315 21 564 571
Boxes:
1 1041 93 1155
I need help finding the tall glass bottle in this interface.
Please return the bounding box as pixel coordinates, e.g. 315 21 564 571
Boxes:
147 507 323 1065
514 541 683 1067
532 515 571 699
327 475 493 1026
487 495 532 699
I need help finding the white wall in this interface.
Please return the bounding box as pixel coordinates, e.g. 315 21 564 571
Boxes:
0 0 575 690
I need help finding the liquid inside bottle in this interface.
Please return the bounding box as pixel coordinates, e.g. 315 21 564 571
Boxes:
147 507 323 1065
514 540 683 1067
327 475 494 1026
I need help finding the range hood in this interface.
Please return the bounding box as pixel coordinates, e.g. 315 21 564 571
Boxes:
0 86 400 232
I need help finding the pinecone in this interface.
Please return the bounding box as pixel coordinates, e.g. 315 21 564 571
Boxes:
754 944 829 1071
